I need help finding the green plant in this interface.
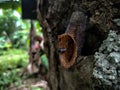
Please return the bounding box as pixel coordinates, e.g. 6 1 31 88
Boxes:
11 29 28 48
0 9 20 37
0 49 28 70
0 69 22 88
0 9 31 49
0 36 12 50
31 87 44 90
0 49 29 89
41 54 49 70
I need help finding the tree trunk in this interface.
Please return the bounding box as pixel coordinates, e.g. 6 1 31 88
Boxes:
36 0 120 90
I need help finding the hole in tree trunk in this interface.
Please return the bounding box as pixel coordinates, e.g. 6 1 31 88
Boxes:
81 26 106 56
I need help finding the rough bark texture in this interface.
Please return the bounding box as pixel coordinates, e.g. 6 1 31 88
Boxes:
36 0 120 90
59 56 94 90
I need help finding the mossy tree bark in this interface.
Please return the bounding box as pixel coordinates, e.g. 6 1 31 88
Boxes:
36 0 120 90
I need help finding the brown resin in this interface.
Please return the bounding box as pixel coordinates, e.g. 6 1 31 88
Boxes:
58 32 77 68
58 11 87 68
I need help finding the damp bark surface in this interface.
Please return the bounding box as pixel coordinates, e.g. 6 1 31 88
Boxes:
36 0 120 90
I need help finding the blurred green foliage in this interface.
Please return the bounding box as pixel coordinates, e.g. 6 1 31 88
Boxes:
0 49 28 89
0 1 46 89
0 49 28 70
0 0 20 10
31 87 44 90
0 36 12 49
41 55 49 70
0 1 30 88
0 9 42 49
0 9 19 36
0 9 29 49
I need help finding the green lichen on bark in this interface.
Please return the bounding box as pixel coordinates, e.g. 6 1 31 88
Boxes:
93 30 120 89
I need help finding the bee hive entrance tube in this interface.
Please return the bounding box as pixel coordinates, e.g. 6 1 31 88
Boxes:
58 33 77 68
